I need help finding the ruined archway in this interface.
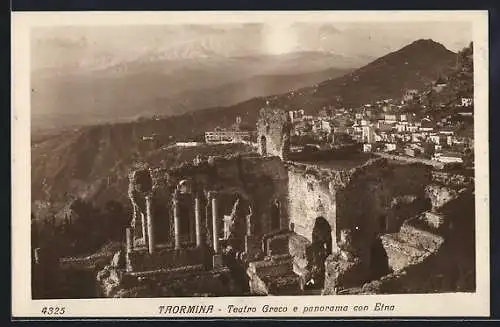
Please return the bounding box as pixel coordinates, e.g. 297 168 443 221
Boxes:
174 180 197 246
312 217 332 256
308 217 332 288
177 194 195 244
217 191 253 252
128 168 154 243
369 236 391 281
260 135 267 156
270 200 281 231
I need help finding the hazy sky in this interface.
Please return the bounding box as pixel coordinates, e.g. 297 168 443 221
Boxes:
32 21 471 71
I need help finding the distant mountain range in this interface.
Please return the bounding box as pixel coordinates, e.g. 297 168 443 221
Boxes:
31 39 467 218
261 39 458 111
31 50 366 131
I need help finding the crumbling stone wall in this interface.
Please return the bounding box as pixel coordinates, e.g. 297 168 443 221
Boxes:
256 107 292 160
149 154 290 250
285 159 431 252
285 158 434 291
128 246 207 272
287 168 337 253
431 170 473 189
335 161 432 271
100 266 238 297
425 184 459 209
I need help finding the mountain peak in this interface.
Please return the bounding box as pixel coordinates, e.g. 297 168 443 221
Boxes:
403 39 451 53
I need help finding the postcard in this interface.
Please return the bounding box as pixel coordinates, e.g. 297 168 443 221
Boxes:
11 10 489 318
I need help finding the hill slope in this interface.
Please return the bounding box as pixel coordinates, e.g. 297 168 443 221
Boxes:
31 39 461 218
259 39 458 111
178 39 459 127
31 51 360 130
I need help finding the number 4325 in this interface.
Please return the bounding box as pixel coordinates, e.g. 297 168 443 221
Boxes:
41 307 65 315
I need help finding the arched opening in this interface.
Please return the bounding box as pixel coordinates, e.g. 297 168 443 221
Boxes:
260 135 267 156
312 217 332 256
369 236 391 281
308 217 332 289
174 180 196 246
177 193 196 245
217 191 252 252
270 200 281 231
134 169 153 193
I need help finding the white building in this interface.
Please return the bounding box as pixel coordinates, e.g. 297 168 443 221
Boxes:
437 152 463 164
288 109 306 122
429 134 441 144
396 122 409 133
323 120 333 133
205 131 252 143
403 89 419 102
384 114 397 124
384 143 397 152
361 125 375 143
363 143 373 152
461 97 473 107
407 125 419 133
411 133 423 143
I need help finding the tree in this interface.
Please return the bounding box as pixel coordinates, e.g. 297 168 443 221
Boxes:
102 200 128 241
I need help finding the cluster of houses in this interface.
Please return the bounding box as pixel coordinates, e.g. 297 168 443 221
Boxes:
198 86 474 167
287 92 474 166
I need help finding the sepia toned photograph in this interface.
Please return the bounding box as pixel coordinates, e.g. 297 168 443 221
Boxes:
12 11 489 317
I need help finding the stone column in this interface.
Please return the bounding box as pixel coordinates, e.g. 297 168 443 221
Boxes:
210 191 223 268
194 196 202 247
173 194 181 249
244 208 259 262
130 203 137 228
331 230 338 255
125 228 133 272
211 192 219 253
126 228 133 253
145 195 155 254
141 211 147 245
246 207 253 237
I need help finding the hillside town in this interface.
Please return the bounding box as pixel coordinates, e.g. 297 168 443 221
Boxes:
203 88 474 169
200 42 474 169
286 92 473 166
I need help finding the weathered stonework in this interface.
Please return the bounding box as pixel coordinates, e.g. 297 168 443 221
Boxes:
256 107 292 160
425 184 459 209
113 129 473 297
247 254 301 295
287 169 337 253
